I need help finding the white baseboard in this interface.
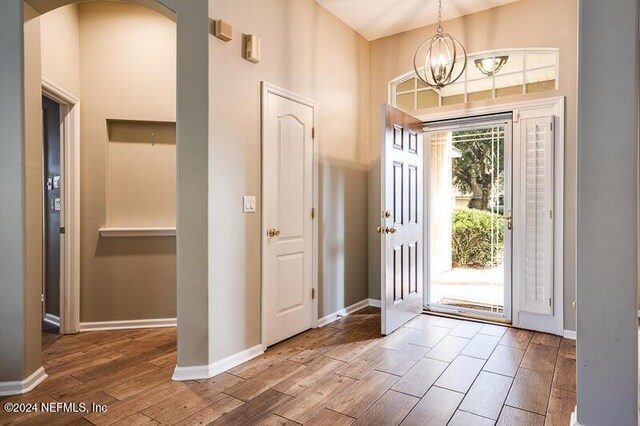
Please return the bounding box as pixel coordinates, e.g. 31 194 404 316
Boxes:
318 299 369 327
570 407 583 425
79 317 176 332
172 344 263 381
0 367 48 396
317 298 381 327
43 313 60 327
563 329 576 340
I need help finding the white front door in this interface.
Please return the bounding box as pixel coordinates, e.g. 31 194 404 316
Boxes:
262 84 316 347
380 105 424 335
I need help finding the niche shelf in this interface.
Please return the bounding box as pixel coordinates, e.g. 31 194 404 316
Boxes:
98 227 176 237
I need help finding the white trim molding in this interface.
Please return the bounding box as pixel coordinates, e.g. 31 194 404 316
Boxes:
42 77 81 335
172 345 263 381
0 367 48 396
79 318 176 332
43 313 60 327
317 298 381 328
318 299 370 327
98 227 176 237
563 329 576 340
570 408 583 426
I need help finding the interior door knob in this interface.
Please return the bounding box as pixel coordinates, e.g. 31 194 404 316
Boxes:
384 210 392 218
385 227 396 234
376 226 384 234
267 228 280 237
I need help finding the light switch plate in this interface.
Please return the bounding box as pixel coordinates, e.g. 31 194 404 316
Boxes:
243 195 256 213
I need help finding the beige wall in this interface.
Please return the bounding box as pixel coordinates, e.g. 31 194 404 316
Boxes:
40 1 177 322
40 4 80 97
208 0 370 361
367 0 578 331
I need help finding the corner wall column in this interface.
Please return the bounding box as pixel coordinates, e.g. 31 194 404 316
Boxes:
174 0 211 372
0 0 34 385
576 0 639 424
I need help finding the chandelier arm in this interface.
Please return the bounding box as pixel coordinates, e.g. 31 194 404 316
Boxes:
448 37 468 85
413 37 434 86
443 35 456 85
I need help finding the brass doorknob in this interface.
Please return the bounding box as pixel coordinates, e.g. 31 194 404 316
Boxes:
376 226 384 234
385 227 396 234
384 210 392 218
267 228 280 237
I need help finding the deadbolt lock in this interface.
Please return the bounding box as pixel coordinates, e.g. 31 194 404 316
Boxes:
376 226 397 234
384 210 392 218
267 228 280 237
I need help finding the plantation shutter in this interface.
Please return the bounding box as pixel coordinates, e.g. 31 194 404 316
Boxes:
521 116 554 315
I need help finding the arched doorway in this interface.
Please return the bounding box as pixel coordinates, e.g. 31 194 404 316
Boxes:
0 0 209 395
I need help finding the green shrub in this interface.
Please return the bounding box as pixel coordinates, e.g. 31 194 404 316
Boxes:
452 208 504 268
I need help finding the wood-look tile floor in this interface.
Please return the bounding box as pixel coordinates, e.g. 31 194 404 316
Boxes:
0 307 576 425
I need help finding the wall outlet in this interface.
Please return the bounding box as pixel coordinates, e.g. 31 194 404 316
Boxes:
243 195 256 213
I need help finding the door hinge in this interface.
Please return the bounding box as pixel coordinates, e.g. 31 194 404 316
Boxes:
312 288 316 299
550 121 553 131
311 208 315 219
60 226 66 234
549 210 553 219
312 127 316 139
549 297 552 307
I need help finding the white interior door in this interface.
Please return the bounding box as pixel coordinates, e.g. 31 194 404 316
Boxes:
263 85 316 347
380 105 424 335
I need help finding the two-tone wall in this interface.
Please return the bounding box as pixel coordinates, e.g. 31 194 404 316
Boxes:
208 0 371 362
40 2 177 323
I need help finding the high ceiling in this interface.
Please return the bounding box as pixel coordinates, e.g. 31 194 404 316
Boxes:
315 0 521 41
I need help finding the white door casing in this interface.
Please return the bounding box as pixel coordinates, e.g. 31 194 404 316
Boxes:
380 105 424 335
262 83 317 347
42 78 81 335
423 117 513 323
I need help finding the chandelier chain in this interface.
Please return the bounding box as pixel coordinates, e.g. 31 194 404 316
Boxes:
437 0 443 33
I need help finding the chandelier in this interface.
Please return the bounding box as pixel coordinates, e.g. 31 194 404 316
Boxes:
474 56 509 76
413 0 467 89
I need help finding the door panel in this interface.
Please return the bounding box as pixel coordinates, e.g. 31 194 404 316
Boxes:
381 105 424 335
519 116 554 315
264 89 315 346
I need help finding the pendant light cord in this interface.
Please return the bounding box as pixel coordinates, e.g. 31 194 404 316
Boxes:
437 0 443 33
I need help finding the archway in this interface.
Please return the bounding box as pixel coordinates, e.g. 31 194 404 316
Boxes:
0 0 209 395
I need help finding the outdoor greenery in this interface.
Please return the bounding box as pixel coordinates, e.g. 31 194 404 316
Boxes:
452 128 504 211
452 208 504 268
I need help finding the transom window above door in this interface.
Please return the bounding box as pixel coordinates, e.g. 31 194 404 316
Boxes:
390 48 559 110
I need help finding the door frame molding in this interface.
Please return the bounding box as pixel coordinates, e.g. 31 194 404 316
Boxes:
417 96 566 335
260 82 319 350
42 78 81 335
